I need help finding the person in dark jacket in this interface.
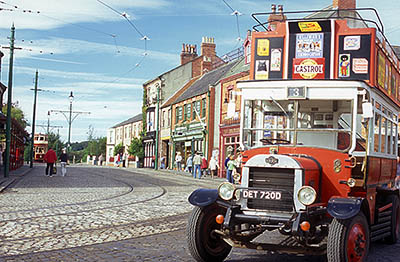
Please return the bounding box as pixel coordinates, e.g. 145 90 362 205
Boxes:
59 149 68 176
44 148 57 177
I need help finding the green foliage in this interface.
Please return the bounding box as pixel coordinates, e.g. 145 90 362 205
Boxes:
2 104 29 129
86 136 106 156
48 132 64 157
128 137 144 159
70 141 88 151
114 142 124 156
24 144 32 162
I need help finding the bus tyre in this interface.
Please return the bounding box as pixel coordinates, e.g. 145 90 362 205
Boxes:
384 194 400 244
327 213 370 262
187 205 232 262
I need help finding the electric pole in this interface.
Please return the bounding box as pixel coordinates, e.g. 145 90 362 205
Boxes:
2 24 21 178
29 70 39 168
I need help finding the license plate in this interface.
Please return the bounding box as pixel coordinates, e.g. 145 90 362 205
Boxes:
241 189 282 200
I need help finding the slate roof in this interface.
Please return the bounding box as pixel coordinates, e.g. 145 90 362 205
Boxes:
393 46 400 58
173 61 238 105
112 113 142 128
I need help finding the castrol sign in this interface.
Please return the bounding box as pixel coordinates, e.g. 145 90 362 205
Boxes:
293 58 325 79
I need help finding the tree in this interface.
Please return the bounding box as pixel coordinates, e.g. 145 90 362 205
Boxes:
48 132 64 157
128 137 144 159
2 103 28 129
114 143 124 156
87 137 106 156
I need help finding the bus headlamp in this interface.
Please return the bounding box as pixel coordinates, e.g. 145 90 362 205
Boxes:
218 182 236 201
297 186 316 206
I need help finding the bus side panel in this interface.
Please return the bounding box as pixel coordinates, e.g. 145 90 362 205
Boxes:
379 158 394 185
367 157 380 186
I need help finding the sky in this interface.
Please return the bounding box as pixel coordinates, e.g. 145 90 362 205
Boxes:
0 0 399 143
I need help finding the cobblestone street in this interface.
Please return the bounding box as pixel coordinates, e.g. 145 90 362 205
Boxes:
0 165 399 261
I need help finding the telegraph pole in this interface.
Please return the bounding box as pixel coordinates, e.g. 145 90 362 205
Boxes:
29 70 39 168
3 24 20 178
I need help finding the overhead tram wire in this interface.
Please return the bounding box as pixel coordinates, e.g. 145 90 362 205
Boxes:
221 0 243 46
0 1 121 54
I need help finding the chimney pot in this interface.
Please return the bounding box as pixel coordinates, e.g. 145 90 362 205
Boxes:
271 4 276 13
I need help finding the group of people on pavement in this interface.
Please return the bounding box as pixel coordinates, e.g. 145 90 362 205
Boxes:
43 147 68 177
175 150 241 182
87 154 104 166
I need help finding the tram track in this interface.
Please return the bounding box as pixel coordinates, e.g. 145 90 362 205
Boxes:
0 167 168 222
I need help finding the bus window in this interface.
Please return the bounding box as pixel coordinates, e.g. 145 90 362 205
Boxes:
381 116 387 153
374 112 381 152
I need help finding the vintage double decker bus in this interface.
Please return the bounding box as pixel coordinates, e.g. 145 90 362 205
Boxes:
33 133 48 162
187 8 400 262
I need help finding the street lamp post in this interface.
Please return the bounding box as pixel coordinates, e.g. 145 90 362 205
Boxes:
68 91 73 151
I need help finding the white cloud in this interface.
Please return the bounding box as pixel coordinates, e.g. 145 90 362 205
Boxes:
0 0 169 30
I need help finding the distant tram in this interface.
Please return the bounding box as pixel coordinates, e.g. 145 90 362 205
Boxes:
33 133 48 162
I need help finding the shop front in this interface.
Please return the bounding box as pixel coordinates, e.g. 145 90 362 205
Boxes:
219 123 240 178
172 123 205 171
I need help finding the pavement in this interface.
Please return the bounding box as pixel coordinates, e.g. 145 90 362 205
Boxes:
0 163 225 195
0 163 225 259
0 164 33 193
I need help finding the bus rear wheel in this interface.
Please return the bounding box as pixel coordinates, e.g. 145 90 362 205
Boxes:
327 212 370 262
187 205 232 262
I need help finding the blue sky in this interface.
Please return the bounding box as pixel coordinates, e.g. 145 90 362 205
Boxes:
0 0 399 143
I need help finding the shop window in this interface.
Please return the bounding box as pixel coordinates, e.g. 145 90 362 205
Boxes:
202 98 206 117
374 112 380 153
168 109 171 127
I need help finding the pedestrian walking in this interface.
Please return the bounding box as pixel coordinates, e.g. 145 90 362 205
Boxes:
201 153 208 178
99 154 104 166
44 147 57 177
209 156 219 179
122 153 126 167
175 152 182 171
59 148 68 176
160 155 166 169
226 155 237 183
186 155 193 173
193 151 202 179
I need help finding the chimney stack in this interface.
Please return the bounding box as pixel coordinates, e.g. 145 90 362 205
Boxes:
180 43 198 65
333 0 356 9
267 4 286 31
201 37 216 74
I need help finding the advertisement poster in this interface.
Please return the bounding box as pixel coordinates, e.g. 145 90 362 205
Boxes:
344 36 361 50
378 52 385 88
295 33 323 58
292 58 325 79
339 54 351 77
255 60 269 80
257 39 270 56
352 58 368 74
270 48 282 71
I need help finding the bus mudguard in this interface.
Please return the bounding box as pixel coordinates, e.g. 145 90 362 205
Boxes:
188 189 218 207
327 197 363 219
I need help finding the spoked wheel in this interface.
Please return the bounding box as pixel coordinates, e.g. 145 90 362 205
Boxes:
384 194 400 244
327 212 370 262
187 205 232 262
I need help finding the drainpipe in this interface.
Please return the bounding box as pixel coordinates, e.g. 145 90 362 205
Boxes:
155 85 160 170
206 86 212 160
